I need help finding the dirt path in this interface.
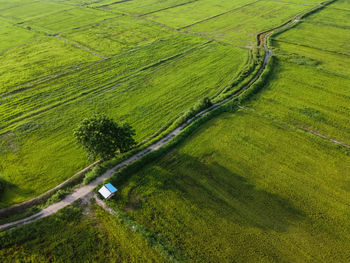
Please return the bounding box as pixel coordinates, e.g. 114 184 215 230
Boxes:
0 3 327 231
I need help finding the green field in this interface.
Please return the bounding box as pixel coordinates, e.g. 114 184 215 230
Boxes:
186 0 311 47
90 0 195 15
24 7 117 34
96 1 349 261
0 37 99 95
276 21 350 54
62 15 175 56
328 0 350 10
0 202 167 262
108 112 350 261
0 1 71 22
0 0 349 261
143 0 256 29
0 33 246 207
0 20 44 51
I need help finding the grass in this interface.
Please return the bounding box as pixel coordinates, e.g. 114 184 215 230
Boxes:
304 4 350 27
0 35 246 207
108 111 350 262
23 6 117 34
0 20 44 51
0 37 99 95
246 58 350 144
328 0 350 10
0 0 37 12
143 0 257 29
0 201 168 262
186 0 311 47
0 1 71 23
90 0 195 16
62 15 175 56
275 20 350 54
99 3 350 261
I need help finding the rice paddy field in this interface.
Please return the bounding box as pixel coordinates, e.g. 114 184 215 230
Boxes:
0 0 316 208
0 202 168 262
97 1 349 261
1 0 349 261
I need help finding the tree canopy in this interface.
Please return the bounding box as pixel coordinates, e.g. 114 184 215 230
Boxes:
73 115 136 160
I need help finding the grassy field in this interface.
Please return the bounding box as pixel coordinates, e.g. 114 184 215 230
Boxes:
108 112 350 262
0 34 246 207
0 37 99 95
304 5 350 27
0 202 168 262
0 0 337 214
276 21 350 54
0 1 71 22
24 7 117 34
90 0 195 16
62 15 175 56
186 0 311 47
0 0 349 261
328 0 350 10
143 0 257 29
96 1 350 261
0 20 44 51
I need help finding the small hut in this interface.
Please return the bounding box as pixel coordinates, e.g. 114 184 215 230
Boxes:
98 183 118 199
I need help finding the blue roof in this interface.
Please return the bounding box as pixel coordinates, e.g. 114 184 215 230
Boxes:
105 183 118 193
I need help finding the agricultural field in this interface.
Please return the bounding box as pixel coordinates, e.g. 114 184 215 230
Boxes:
24 7 117 34
0 1 71 22
1 0 349 261
62 15 175 56
0 202 167 262
90 0 196 16
100 0 349 261
0 20 44 51
108 112 350 262
185 0 311 47
1 0 256 207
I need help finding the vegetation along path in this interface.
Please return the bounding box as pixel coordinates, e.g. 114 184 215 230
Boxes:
0 2 330 231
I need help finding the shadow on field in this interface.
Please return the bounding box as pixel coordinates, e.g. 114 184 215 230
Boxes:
134 151 305 233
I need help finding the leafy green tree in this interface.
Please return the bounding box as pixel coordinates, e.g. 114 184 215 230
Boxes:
74 115 136 160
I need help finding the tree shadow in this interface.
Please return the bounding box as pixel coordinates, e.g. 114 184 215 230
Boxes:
134 151 305 233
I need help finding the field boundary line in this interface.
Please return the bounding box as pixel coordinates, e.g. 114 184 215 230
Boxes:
1 34 182 98
272 39 350 56
94 0 133 9
54 35 106 58
271 0 313 6
58 14 124 34
239 106 350 150
139 0 200 17
179 0 262 30
298 126 350 149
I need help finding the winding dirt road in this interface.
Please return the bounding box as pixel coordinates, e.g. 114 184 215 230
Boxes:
0 4 326 231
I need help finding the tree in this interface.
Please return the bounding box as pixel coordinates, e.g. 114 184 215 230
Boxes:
73 115 136 160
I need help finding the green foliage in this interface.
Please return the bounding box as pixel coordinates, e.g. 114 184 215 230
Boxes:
0 202 168 262
44 188 71 206
74 114 136 160
83 165 104 185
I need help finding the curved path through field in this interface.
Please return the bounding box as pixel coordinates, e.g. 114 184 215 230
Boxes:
0 4 326 231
